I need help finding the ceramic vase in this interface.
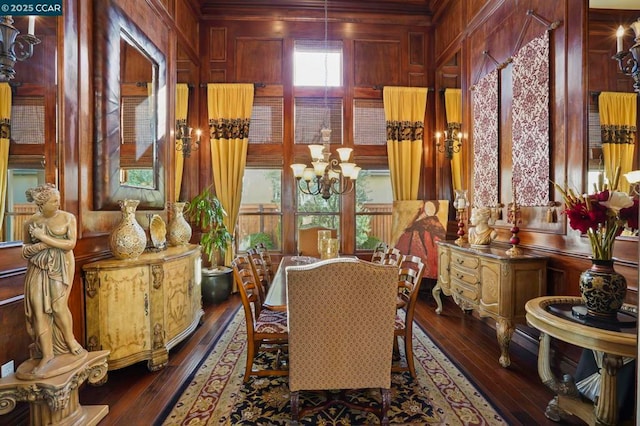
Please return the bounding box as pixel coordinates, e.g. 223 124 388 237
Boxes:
109 199 147 260
579 259 627 318
167 202 192 246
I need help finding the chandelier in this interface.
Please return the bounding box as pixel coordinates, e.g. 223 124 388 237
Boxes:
289 0 360 200
613 18 640 93
291 129 361 200
435 123 463 159
175 122 201 158
0 15 40 82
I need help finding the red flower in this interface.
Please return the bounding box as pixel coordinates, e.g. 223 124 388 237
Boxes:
564 200 608 234
620 199 639 230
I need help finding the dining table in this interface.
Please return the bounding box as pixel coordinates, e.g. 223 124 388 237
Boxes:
263 255 318 311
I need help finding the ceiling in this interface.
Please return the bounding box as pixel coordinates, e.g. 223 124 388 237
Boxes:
199 0 435 17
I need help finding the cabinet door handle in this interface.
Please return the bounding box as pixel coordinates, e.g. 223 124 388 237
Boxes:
455 273 464 279
144 293 149 316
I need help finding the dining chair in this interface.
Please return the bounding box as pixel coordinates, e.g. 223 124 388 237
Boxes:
254 242 274 277
286 258 398 424
370 241 389 263
247 247 271 291
381 247 403 266
231 256 288 382
392 254 426 378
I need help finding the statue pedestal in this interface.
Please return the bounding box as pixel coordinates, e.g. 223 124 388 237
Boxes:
0 350 110 426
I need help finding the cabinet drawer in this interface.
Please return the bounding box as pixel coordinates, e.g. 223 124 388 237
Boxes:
451 251 480 270
450 265 480 286
451 279 480 302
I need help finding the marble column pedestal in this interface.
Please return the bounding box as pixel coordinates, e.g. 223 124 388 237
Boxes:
0 350 110 426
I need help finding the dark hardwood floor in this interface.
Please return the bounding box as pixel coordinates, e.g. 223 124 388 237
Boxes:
4 287 591 426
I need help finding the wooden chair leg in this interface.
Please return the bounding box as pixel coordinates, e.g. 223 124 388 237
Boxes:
380 387 391 425
290 390 300 423
244 339 256 382
393 334 400 360
405 326 416 378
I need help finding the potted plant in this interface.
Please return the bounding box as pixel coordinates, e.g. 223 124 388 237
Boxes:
187 185 234 304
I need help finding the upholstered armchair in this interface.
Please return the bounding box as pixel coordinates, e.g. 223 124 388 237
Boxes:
286 258 398 424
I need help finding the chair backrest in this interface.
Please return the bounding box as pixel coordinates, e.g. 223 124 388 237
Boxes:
286 258 398 392
381 247 403 266
232 255 264 323
297 226 337 258
247 247 271 290
397 254 426 320
254 242 274 276
371 241 389 263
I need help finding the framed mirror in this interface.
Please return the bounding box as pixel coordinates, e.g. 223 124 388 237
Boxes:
587 4 639 193
93 0 166 210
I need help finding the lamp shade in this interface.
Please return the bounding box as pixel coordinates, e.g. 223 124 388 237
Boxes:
302 168 315 182
336 148 352 162
312 161 328 176
340 162 355 177
309 145 325 160
291 163 307 178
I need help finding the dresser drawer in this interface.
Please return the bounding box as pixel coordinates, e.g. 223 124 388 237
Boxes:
450 265 480 286
451 279 480 302
451 251 481 270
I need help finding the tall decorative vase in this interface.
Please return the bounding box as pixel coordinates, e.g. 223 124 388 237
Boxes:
167 202 192 246
109 199 147 260
579 259 627 318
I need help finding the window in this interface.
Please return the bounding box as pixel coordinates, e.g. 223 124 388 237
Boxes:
355 170 393 250
236 168 282 252
294 97 343 145
354 99 386 145
293 40 343 87
296 187 340 253
248 97 283 144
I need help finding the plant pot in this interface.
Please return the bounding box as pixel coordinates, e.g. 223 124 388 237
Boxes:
201 266 233 304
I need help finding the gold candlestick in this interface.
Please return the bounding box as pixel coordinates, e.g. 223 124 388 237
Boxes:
505 198 523 256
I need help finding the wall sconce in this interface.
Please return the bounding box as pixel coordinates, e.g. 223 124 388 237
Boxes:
435 123 463 159
0 15 40 82
613 18 640 93
175 123 201 158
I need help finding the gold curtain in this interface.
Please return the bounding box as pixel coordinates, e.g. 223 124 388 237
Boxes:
175 84 189 199
0 83 10 235
598 91 637 193
207 83 254 267
383 86 428 201
445 88 463 191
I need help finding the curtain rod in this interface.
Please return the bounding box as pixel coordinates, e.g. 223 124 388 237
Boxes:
372 85 434 91
199 82 266 88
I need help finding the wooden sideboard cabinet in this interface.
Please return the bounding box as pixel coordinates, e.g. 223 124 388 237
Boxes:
433 240 547 367
82 244 203 371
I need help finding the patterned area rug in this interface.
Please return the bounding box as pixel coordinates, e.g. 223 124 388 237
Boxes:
161 308 506 425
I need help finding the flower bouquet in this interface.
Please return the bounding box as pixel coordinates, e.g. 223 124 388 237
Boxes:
555 169 638 260
554 168 638 318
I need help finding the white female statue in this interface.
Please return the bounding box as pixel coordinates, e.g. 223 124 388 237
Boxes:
468 207 497 247
18 183 87 379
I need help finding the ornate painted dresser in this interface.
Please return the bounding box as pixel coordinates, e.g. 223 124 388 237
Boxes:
82 244 202 371
434 240 547 367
